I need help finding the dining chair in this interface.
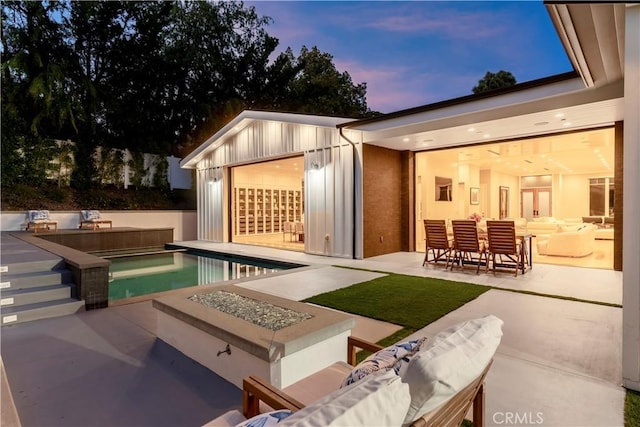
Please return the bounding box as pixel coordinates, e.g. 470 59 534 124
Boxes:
423 219 453 267
485 220 523 276
450 220 487 273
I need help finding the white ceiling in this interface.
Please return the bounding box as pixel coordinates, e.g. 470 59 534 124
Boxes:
422 126 615 177
234 156 304 176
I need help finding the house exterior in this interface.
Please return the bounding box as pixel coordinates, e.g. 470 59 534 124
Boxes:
181 4 640 391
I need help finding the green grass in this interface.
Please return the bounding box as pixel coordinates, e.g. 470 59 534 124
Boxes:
625 389 640 426
304 273 490 336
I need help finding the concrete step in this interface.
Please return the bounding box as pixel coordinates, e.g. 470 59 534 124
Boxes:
1 299 85 326
0 258 64 276
1 284 73 308
0 270 71 291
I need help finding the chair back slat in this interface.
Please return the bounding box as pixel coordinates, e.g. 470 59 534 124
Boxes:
486 221 517 254
424 220 450 250
452 220 481 252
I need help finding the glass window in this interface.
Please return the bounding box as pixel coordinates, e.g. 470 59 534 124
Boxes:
589 177 613 216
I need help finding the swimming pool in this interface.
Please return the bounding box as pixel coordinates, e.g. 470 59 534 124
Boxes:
107 250 302 300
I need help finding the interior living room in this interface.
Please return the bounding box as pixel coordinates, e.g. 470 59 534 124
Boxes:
415 126 615 270
230 156 306 251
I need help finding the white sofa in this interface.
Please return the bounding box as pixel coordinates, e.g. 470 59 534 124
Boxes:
526 217 583 237
536 224 596 257
205 316 504 427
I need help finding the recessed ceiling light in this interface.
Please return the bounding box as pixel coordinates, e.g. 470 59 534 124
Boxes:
467 127 476 132
483 134 490 138
555 113 564 118
422 143 428 147
403 138 410 142
563 122 572 127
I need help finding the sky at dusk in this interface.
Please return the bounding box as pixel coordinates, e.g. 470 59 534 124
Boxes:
246 1 574 113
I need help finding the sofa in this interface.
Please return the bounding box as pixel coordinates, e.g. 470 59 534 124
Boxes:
583 216 614 240
536 224 596 257
526 217 583 237
205 315 503 427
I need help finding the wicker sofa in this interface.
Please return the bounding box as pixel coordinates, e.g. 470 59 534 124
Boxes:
205 316 503 427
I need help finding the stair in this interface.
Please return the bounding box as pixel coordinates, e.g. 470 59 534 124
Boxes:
1 234 85 325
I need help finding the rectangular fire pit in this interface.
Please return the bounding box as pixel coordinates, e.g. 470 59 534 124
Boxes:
152 285 355 388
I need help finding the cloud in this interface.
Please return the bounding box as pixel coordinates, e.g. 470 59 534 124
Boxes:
329 3 511 41
334 59 435 113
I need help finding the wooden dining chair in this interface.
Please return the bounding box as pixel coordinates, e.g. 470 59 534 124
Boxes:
423 219 453 267
451 220 487 273
486 220 523 276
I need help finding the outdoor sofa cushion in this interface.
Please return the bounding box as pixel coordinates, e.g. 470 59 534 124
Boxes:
401 315 503 425
279 369 411 427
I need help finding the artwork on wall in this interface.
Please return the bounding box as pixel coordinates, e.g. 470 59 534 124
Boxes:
435 176 453 201
470 187 479 205
499 186 510 219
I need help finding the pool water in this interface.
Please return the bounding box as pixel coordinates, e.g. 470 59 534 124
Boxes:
107 250 298 300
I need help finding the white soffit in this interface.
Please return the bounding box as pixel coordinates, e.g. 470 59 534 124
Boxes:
180 110 352 168
356 80 623 152
546 3 625 87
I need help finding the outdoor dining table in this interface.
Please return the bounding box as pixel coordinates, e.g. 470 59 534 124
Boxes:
447 230 533 273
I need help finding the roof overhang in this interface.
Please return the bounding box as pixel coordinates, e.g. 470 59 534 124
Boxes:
180 110 352 169
546 2 625 87
341 76 623 151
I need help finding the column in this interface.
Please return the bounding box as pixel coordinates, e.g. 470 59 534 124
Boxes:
623 4 640 392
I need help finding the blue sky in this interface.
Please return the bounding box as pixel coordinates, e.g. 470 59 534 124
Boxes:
246 1 574 113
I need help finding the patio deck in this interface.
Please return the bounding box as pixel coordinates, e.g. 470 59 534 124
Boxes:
0 241 624 426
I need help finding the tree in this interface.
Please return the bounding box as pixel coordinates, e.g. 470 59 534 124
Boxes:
257 46 375 118
1 1 378 190
472 70 517 94
1 1 75 185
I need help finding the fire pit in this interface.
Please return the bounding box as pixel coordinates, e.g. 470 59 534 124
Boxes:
152 285 355 388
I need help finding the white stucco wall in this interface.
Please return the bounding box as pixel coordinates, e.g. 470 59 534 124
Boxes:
0 210 197 241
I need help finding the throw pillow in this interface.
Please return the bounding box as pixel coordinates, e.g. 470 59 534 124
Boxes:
236 410 293 427
29 210 49 221
401 315 503 425
279 369 411 427
82 210 101 221
340 337 427 388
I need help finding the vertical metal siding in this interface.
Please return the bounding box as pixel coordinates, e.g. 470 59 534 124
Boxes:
195 120 362 258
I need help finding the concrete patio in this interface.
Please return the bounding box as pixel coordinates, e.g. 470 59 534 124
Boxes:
1 241 624 426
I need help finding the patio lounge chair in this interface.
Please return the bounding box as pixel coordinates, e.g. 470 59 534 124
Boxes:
79 210 112 230
423 219 452 267
206 315 503 427
26 210 57 234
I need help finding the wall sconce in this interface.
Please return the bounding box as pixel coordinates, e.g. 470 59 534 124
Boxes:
310 160 321 170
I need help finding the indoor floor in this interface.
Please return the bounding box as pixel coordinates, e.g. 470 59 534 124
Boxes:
232 232 305 252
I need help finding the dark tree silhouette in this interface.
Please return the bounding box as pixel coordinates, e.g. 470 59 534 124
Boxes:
472 70 517 94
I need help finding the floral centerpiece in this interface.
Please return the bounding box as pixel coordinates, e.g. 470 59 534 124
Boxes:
467 212 482 223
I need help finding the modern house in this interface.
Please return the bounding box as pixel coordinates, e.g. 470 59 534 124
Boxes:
181 4 639 391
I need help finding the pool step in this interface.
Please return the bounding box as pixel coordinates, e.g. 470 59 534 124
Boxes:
1 234 84 325
1 299 85 326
